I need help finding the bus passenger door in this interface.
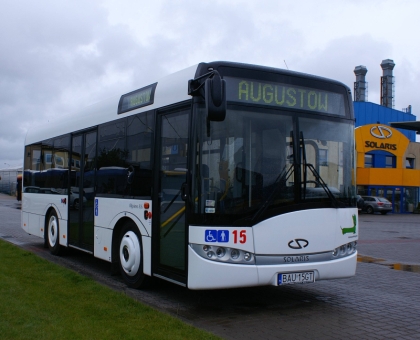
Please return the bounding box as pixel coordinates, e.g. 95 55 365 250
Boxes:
153 109 189 285
69 130 97 252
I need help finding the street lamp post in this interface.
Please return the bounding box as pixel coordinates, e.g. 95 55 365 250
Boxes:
3 164 11 194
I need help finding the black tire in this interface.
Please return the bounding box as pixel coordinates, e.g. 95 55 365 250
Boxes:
73 198 79 210
366 206 374 214
118 221 151 289
380 211 388 215
46 210 61 255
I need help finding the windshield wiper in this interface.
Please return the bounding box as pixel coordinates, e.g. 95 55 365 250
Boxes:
300 132 345 208
251 164 295 221
305 164 345 207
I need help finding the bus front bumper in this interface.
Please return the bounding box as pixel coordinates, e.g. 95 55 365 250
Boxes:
187 246 357 290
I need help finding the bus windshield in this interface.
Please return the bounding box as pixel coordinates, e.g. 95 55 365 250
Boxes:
191 106 356 226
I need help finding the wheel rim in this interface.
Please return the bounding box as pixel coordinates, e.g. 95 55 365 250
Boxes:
48 215 58 247
119 231 141 277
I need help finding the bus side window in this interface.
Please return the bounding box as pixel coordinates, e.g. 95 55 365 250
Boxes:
23 144 42 190
126 111 154 198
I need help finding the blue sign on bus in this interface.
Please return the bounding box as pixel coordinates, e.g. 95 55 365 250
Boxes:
205 229 229 243
94 199 98 216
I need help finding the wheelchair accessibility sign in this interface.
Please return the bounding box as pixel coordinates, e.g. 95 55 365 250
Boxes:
205 230 229 243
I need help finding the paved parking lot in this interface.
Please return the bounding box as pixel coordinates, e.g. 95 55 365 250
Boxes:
1 193 419 339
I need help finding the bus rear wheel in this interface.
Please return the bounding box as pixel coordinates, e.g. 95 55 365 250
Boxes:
118 222 151 289
46 210 61 255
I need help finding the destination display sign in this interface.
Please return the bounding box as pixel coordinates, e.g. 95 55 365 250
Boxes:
225 77 345 116
118 83 157 114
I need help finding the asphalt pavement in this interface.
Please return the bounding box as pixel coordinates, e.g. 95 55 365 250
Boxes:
1 193 420 340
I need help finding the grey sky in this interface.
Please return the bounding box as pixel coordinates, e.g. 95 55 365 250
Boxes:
1 0 420 168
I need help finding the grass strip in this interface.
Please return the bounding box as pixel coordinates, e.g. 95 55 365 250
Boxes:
0 239 220 340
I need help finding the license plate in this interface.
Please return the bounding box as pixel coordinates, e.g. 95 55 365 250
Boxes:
278 271 315 285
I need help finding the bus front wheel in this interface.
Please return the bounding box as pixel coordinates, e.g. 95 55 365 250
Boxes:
118 222 151 289
46 210 61 255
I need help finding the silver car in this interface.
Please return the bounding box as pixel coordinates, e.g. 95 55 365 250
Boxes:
361 196 392 215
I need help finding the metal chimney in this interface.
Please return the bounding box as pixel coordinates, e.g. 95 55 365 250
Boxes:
380 59 395 108
354 65 368 102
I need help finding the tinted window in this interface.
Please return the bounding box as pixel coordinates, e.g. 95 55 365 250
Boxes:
97 119 127 196
51 135 70 191
23 144 41 188
99 119 125 141
96 113 154 198
23 135 70 194
41 139 54 171
125 111 154 196
97 119 126 168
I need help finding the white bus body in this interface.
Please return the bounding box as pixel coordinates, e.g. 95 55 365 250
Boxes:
22 61 358 289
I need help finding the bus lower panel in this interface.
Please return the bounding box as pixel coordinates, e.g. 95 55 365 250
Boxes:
187 248 357 290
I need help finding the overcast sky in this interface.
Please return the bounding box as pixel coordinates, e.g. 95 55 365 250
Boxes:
1 0 420 169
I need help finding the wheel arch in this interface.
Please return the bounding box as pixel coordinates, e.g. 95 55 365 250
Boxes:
43 203 63 221
112 216 152 288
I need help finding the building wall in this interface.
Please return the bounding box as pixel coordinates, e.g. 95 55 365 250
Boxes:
355 124 420 213
404 142 420 167
354 102 416 141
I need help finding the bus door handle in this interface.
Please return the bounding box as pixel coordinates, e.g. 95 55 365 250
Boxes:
181 183 188 201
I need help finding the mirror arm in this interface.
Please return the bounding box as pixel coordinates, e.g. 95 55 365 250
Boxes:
189 70 226 122
188 70 218 97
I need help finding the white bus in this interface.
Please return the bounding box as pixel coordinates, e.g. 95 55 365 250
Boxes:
22 61 358 289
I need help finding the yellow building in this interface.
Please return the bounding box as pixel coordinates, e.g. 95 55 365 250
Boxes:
355 124 420 213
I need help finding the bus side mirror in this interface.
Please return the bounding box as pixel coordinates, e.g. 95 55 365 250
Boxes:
205 72 226 121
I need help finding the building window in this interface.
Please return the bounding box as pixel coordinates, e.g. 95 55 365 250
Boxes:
406 157 415 169
319 149 328 166
365 154 373 168
385 156 396 168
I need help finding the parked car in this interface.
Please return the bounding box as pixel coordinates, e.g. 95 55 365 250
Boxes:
356 195 365 210
70 189 87 210
361 196 392 214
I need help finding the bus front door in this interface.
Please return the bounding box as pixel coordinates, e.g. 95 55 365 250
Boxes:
69 130 97 252
153 109 190 285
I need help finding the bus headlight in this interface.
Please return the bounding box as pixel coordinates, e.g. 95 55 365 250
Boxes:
230 249 240 260
332 241 357 259
216 247 226 258
244 252 253 262
191 244 255 265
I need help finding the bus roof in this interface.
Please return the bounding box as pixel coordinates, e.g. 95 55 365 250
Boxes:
25 64 198 145
25 61 351 145
195 61 350 89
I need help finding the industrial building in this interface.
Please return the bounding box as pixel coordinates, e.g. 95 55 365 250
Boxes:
354 59 420 213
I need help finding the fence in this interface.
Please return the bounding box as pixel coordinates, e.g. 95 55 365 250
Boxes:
0 168 23 196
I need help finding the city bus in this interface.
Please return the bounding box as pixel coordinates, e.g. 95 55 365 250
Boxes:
22 61 358 290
